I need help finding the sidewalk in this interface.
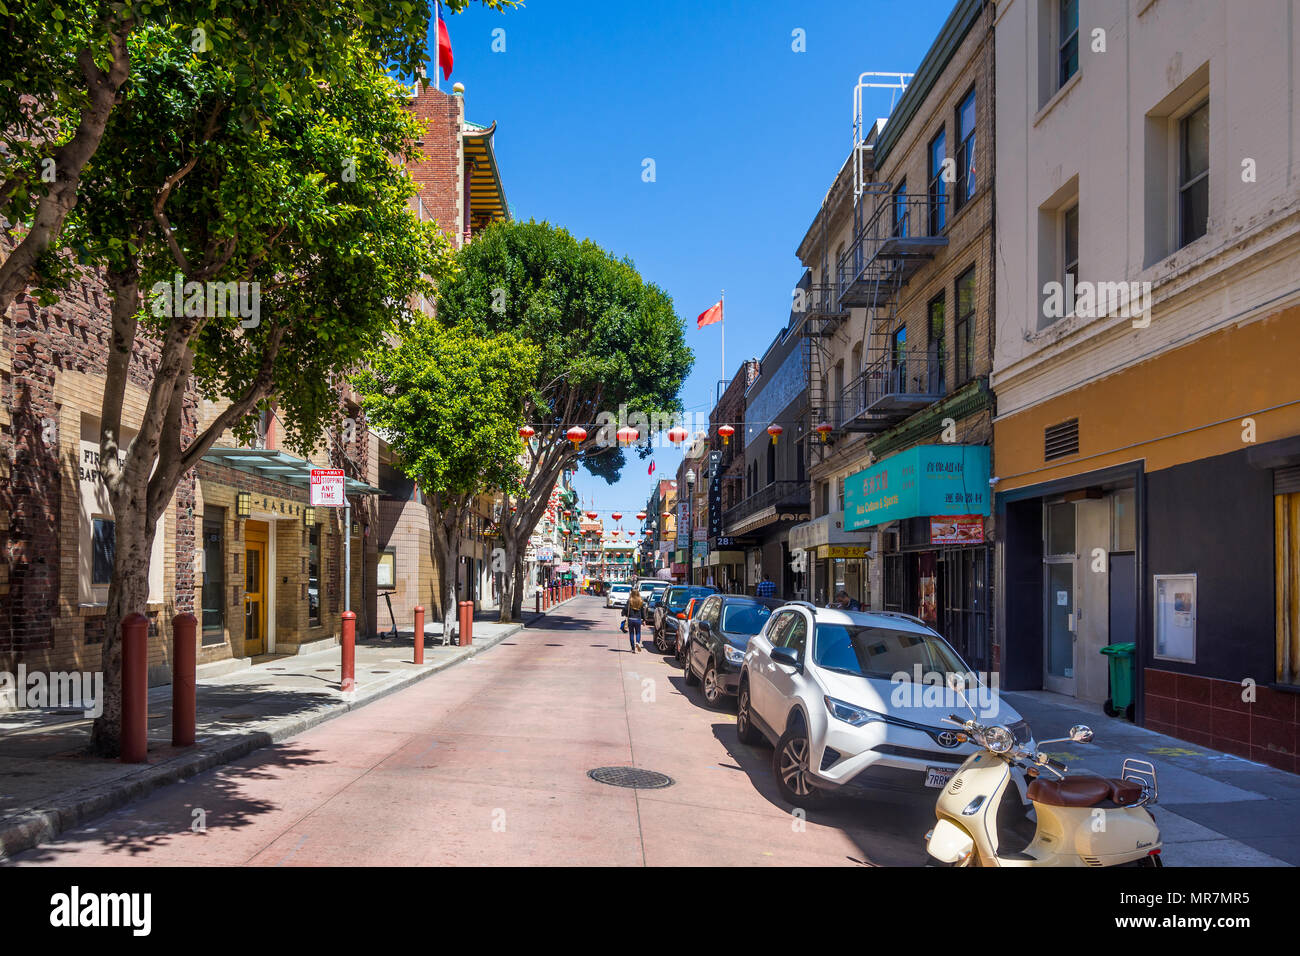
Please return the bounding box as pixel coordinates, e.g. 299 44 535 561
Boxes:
1006 690 1300 866
0 597 579 859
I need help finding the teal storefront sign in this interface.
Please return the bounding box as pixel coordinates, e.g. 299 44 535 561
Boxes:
844 445 991 531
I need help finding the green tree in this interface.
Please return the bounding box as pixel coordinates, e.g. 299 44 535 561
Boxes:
434 220 693 622
356 321 540 638
57 26 451 756
0 0 513 314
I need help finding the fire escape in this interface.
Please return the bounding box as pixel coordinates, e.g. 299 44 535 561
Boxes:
804 71 948 459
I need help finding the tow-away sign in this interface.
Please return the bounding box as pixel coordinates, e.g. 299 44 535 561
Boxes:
310 468 346 506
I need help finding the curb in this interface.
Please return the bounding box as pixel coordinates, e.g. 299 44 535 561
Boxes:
0 608 564 861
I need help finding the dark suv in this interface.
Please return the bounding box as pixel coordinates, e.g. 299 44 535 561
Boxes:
683 594 782 706
653 585 716 653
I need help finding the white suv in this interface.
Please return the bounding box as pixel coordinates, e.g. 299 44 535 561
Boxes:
736 603 1033 805
606 583 633 609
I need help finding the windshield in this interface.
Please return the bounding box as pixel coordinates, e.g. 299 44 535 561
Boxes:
611 585 631 593
813 624 968 679
667 587 713 611
721 603 771 636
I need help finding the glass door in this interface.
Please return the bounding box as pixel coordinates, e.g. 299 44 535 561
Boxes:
1043 501 1076 695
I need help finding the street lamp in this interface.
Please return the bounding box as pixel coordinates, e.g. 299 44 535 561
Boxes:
684 468 695 585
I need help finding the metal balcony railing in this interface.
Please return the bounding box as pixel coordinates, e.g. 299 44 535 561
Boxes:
722 480 810 529
836 193 947 310
818 347 946 433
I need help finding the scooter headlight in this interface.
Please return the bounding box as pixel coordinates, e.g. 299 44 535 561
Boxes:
982 725 1015 754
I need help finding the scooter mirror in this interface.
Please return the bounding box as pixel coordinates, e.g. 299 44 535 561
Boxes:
1069 724 1094 743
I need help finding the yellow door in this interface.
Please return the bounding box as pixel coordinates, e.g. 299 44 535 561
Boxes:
244 522 268 655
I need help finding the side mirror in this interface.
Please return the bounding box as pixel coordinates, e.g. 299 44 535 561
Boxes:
676 612 687 620
1069 724 1094 743
771 646 800 669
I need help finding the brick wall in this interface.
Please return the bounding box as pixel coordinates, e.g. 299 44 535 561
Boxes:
407 85 465 245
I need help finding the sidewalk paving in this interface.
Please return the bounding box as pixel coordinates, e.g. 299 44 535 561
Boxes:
1006 690 1300 866
0 598 577 859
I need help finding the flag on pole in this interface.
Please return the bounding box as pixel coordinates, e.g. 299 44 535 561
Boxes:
648 460 656 476
436 1 454 80
696 300 723 329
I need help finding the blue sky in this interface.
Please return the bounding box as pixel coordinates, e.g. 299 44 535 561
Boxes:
433 0 957 522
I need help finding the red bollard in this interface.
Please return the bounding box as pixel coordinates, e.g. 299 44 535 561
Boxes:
458 600 473 646
172 612 197 748
413 605 425 665
341 611 356 693
121 612 150 763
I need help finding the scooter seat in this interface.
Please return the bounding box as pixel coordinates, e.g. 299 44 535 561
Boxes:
1028 776 1143 808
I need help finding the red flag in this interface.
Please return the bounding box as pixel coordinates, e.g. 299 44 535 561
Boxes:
696 300 723 329
436 2 454 80
648 460 656 476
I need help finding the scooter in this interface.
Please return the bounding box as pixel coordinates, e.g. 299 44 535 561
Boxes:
925 715 1162 867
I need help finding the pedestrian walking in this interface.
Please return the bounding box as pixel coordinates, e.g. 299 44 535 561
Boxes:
755 573 776 598
624 589 645 652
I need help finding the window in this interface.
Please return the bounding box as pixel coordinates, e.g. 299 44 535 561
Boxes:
1046 501 1076 556
202 514 225 643
813 624 966 678
1178 100 1209 247
928 293 946 394
766 440 776 485
891 325 907 393
308 525 321 627
955 89 977 207
1063 203 1079 288
1058 0 1079 88
955 266 977 384
778 613 808 657
928 127 947 233
893 179 909 238
819 481 830 515
796 439 805 482
1276 492 1300 686
91 517 115 585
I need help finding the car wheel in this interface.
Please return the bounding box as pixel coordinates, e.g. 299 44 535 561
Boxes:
683 653 699 686
736 681 762 745
702 661 724 708
653 628 669 654
773 724 822 806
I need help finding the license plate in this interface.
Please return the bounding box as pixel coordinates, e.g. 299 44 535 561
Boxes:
925 767 955 788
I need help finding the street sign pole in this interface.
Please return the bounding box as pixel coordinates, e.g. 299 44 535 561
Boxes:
344 497 351 613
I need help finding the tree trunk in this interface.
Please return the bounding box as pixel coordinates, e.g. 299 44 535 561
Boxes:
88 480 155 757
441 537 461 641
0 31 133 315
511 551 526 619
496 537 520 623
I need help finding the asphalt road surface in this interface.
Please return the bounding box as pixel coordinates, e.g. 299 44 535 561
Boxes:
9 597 935 867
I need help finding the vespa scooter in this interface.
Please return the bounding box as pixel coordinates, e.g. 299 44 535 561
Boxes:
925 716 1163 867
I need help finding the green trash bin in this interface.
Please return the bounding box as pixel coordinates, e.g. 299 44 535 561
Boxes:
1100 642 1137 720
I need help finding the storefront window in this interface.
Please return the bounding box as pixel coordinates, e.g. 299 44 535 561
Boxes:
308 525 321 627
1046 501 1076 556
202 512 225 644
91 516 115 585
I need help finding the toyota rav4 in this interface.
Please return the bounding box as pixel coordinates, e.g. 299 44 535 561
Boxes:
736 603 1033 805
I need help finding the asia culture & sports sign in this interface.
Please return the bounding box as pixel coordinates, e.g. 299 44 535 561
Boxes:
844 445 990 531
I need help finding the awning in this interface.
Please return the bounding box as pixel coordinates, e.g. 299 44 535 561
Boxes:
788 511 862 552
201 448 382 496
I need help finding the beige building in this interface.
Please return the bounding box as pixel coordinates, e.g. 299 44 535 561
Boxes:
793 0 997 670
991 0 1300 769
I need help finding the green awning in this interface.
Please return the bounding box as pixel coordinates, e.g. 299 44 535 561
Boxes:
200 447 382 495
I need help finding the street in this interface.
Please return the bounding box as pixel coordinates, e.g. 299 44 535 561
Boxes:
6 597 932 867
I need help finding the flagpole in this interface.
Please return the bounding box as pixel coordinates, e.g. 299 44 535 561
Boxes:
433 0 441 91
720 289 725 391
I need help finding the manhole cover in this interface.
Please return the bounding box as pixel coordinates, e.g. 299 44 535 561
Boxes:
587 766 674 789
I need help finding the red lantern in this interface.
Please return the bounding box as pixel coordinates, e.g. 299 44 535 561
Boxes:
611 512 622 522
586 511 597 520
767 424 784 445
616 426 639 446
718 424 735 445
636 511 647 521
518 425 535 440
666 426 689 446
661 511 671 521
566 426 587 449
815 422 833 443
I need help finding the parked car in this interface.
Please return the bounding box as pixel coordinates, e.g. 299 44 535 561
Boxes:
606 583 633 609
736 603 1033 805
652 585 716 653
683 595 783 706
636 579 670 622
